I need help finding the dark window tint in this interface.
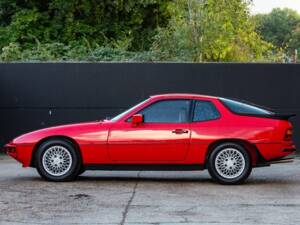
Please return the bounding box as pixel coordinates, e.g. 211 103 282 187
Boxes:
139 100 191 123
220 98 273 115
193 101 220 122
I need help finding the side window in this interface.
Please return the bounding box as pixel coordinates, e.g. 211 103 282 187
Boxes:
138 100 191 123
193 101 220 122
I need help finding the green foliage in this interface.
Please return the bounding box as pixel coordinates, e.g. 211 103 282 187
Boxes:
288 24 300 54
152 0 273 62
0 0 295 62
254 8 300 55
0 43 22 61
0 42 159 62
0 0 170 52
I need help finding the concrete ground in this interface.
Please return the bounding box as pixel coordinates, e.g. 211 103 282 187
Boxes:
0 155 300 225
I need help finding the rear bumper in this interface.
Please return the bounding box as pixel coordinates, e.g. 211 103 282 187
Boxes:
255 142 296 161
255 155 296 167
282 148 297 153
269 156 295 164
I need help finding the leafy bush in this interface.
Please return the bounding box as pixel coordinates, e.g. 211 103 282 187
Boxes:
0 42 159 62
0 43 22 61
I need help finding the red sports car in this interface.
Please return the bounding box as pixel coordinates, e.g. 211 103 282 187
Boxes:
4 94 296 184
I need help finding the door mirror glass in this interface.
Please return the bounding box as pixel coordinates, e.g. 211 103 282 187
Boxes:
132 114 143 126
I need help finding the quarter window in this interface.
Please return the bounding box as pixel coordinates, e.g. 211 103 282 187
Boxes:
138 100 191 123
193 101 220 122
220 98 273 115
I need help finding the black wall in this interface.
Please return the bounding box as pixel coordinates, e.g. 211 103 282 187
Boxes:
0 63 299 148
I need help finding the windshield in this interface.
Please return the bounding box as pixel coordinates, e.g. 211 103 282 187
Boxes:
110 98 150 121
220 98 273 115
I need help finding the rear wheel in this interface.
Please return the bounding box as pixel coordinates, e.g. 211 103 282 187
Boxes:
207 143 252 185
35 139 81 181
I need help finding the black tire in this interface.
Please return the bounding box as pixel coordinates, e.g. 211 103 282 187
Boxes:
207 142 252 185
77 166 86 176
35 139 81 182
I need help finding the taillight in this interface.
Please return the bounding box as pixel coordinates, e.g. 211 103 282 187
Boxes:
284 128 293 141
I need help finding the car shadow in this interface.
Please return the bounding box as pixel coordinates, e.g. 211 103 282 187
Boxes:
3 170 300 186
77 175 212 183
75 175 300 185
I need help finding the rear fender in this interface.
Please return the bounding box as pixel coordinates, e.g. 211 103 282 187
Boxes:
205 139 261 167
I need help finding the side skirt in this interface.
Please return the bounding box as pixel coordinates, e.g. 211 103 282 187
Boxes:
84 164 205 171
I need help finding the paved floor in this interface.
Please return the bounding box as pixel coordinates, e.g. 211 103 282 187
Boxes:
0 155 300 225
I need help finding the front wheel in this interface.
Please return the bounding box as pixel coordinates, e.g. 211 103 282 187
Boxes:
207 143 252 185
35 139 81 182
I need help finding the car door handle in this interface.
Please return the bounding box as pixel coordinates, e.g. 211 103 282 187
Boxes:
172 129 189 134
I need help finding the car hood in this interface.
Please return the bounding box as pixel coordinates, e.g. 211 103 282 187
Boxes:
11 121 108 145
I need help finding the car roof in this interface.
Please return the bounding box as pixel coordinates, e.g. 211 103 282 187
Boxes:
150 93 219 100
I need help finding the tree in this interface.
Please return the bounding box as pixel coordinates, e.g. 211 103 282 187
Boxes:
152 0 272 62
288 25 300 62
254 8 300 54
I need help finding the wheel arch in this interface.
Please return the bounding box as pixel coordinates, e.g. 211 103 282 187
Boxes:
30 135 82 167
205 138 264 168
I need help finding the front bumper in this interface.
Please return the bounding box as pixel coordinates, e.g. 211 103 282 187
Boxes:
4 143 34 167
3 144 17 158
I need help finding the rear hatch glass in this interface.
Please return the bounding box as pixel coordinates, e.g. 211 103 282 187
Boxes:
219 98 273 115
219 98 295 120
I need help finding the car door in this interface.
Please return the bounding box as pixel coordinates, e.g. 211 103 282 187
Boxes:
108 99 191 162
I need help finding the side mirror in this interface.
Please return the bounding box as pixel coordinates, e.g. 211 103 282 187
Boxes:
132 114 143 126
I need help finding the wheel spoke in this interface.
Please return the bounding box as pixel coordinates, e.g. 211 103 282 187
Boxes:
214 148 246 179
42 145 72 177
